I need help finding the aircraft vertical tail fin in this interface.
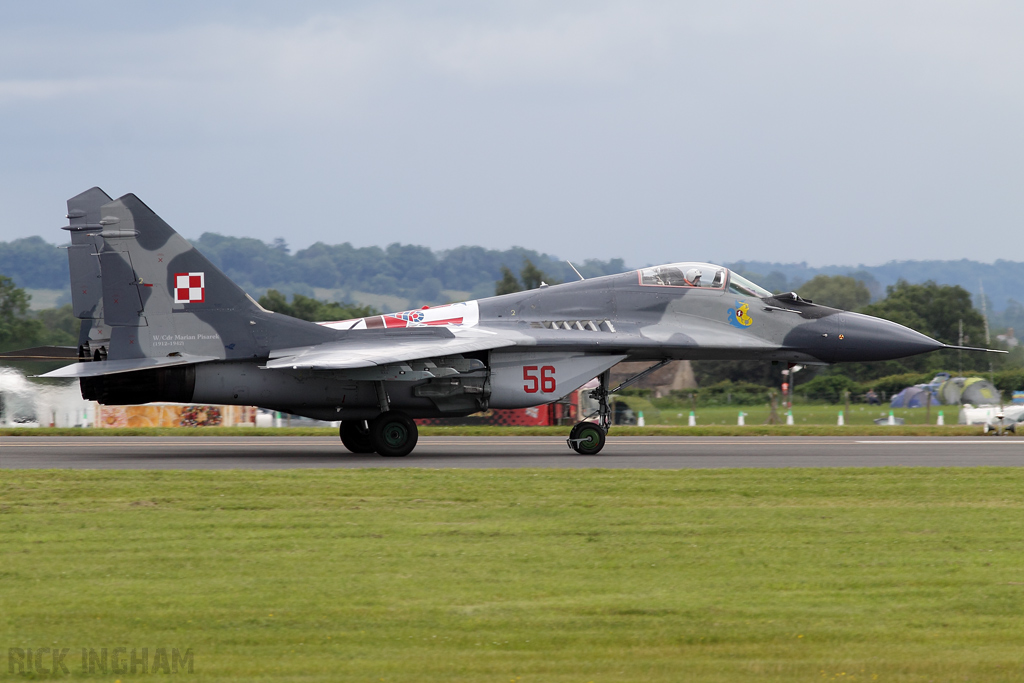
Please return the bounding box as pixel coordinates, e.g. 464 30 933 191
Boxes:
94 193 259 325
64 191 337 364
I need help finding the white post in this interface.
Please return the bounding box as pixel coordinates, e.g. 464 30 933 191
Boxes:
937 411 945 426
887 411 895 425
637 411 645 427
837 410 845 426
737 411 745 426
688 411 696 426
786 410 794 425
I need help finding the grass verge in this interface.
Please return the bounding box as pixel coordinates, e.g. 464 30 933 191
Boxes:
3 468 1024 681
614 400 971 427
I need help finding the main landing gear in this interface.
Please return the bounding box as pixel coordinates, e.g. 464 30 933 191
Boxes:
339 420 375 453
339 411 419 457
566 359 672 456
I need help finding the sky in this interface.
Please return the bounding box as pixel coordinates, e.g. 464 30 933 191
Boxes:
1 1 1022 267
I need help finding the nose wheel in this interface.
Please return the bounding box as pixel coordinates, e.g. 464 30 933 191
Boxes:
567 421 607 455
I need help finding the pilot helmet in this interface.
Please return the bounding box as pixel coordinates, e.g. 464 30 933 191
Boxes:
685 268 703 285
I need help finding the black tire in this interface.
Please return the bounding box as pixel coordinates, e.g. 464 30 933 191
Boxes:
339 420 375 453
568 421 606 455
370 411 419 457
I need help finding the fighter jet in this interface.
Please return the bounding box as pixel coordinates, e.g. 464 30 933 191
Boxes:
24 188 1004 456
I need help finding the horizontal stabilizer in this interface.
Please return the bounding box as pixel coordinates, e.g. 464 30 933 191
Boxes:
0 346 79 361
265 333 516 370
39 354 218 379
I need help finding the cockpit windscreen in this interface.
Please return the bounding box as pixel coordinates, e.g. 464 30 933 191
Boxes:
727 272 773 298
638 263 725 289
639 262 773 298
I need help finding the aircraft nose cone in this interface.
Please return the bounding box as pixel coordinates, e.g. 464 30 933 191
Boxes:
835 312 943 362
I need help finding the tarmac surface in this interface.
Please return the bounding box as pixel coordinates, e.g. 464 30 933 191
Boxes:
2 435 1024 469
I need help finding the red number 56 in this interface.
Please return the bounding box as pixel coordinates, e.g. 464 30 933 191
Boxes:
523 366 556 393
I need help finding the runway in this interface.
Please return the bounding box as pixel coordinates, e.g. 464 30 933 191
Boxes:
2 435 1023 469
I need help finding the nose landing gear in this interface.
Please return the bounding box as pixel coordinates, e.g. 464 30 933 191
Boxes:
566 359 671 455
567 369 612 455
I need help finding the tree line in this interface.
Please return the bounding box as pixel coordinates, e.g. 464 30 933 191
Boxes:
0 235 626 306
2 234 1022 319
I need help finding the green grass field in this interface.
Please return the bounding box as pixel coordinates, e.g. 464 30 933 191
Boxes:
4 468 1024 681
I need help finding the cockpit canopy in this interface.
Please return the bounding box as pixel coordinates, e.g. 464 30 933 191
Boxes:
638 262 773 298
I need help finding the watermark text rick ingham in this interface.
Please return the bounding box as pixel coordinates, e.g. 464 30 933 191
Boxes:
8 647 194 674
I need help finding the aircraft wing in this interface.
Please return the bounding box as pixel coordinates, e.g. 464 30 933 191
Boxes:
264 329 517 371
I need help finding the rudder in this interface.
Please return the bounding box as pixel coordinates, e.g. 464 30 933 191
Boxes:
64 187 113 360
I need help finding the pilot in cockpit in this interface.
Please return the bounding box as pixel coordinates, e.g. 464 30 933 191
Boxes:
640 263 732 289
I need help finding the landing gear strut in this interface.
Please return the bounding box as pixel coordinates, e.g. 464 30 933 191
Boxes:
566 359 671 455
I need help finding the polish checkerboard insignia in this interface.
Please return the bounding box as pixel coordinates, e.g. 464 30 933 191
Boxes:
174 272 205 303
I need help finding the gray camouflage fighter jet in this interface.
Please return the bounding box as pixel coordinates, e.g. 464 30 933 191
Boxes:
21 188 1003 455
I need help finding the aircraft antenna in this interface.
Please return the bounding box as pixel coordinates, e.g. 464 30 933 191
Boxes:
566 260 585 281
979 279 991 347
979 279 996 393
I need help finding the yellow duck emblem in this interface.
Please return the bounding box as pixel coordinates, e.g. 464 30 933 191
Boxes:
728 301 753 328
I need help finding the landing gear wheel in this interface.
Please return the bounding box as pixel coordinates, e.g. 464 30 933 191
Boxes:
370 411 418 457
339 420 375 453
567 421 606 455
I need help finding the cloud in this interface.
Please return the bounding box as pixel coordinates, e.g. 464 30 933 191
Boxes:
0 78 108 104
4 3 1024 121
1 1 1023 266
